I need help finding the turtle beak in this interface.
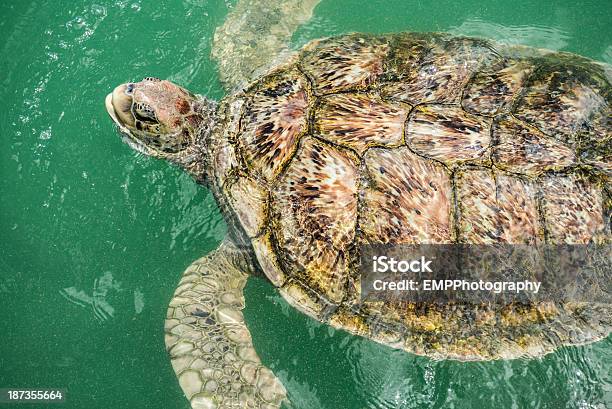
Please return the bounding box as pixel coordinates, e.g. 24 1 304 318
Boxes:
105 84 156 156
105 92 120 125
105 84 136 130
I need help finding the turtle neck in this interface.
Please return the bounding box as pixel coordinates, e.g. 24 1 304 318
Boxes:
172 96 218 185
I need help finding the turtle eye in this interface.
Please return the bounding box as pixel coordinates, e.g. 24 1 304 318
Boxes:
143 77 160 82
125 83 135 95
133 103 158 123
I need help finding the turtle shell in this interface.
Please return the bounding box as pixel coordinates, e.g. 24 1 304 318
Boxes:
212 32 611 360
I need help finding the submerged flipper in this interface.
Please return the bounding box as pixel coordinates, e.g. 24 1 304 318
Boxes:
212 0 321 91
165 240 286 409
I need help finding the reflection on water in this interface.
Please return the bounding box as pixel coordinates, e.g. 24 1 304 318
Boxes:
61 271 146 321
448 18 570 51
331 331 609 409
61 271 119 322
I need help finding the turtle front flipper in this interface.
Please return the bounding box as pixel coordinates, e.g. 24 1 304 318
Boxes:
165 240 287 409
212 0 321 91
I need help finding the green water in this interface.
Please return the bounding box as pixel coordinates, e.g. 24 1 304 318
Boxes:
1 0 610 408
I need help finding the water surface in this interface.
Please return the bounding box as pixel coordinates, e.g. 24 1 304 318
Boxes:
1 0 610 408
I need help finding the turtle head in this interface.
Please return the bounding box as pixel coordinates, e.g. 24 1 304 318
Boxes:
105 77 216 178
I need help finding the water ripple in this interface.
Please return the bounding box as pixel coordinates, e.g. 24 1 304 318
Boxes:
448 18 570 51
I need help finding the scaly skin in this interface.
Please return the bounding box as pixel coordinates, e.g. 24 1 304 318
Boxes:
165 240 286 409
212 0 322 91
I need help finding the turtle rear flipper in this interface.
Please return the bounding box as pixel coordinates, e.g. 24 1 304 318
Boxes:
212 0 321 91
165 240 286 409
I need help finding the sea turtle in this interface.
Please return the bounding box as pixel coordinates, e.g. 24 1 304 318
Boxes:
104 2 611 408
